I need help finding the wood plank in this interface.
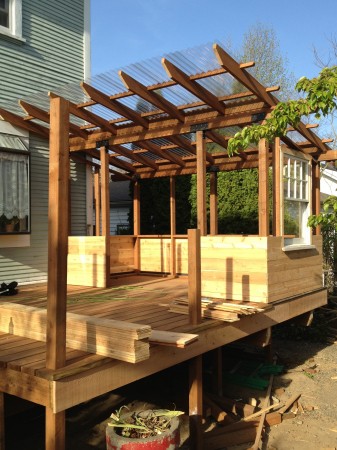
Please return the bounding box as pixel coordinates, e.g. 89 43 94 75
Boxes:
47 96 69 370
188 229 202 325
149 330 198 348
189 355 203 450
46 408 65 450
258 138 269 237
196 131 207 236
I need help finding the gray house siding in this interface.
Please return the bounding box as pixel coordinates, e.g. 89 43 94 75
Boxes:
0 0 89 285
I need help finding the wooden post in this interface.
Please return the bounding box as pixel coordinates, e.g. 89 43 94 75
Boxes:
258 138 269 237
189 355 203 450
196 131 207 236
188 228 201 325
100 145 110 287
170 176 176 276
0 392 4 450
272 137 281 236
210 170 218 235
312 161 321 235
46 95 69 450
94 168 100 236
133 180 141 271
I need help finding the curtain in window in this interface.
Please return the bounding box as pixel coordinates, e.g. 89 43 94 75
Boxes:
0 151 29 219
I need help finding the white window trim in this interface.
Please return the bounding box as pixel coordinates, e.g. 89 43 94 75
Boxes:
281 148 312 250
0 0 25 42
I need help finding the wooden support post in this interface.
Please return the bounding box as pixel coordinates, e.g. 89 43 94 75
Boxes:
94 168 100 236
210 171 218 235
189 355 203 450
258 138 269 237
272 137 281 236
46 408 65 450
211 347 223 396
46 95 69 450
312 161 321 236
196 131 207 236
100 145 111 287
133 180 141 271
170 176 176 277
188 228 201 325
0 392 4 450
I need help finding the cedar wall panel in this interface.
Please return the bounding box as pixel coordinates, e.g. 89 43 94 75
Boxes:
110 236 135 273
140 238 188 274
67 237 107 287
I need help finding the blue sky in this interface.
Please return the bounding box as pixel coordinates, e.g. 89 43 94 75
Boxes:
91 0 337 82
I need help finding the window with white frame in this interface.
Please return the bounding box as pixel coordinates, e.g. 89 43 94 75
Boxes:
0 0 23 40
283 153 310 246
0 136 30 234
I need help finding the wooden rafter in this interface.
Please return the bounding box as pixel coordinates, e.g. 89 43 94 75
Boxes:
162 58 226 114
0 107 49 138
109 154 136 173
19 100 88 139
119 71 185 122
111 144 158 170
81 82 149 128
49 92 117 135
138 140 185 167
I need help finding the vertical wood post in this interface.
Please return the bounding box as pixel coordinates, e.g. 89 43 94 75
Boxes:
188 228 201 325
133 180 141 271
94 168 100 236
0 392 4 450
196 131 207 236
312 161 321 235
46 95 69 450
272 137 281 236
210 170 218 235
258 138 269 237
189 355 203 450
100 145 110 287
170 176 176 276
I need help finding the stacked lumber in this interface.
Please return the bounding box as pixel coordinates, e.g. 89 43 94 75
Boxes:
169 297 271 322
0 302 199 365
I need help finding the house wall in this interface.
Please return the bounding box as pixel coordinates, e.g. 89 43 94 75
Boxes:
0 0 89 285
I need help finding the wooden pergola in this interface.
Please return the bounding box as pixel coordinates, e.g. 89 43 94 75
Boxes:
0 42 335 450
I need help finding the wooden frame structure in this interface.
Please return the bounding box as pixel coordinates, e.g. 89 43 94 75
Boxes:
0 42 335 449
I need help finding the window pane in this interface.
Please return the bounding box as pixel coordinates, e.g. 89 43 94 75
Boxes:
0 0 8 28
0 151 30 234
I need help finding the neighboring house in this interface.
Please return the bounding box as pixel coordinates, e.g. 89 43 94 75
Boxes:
109 181 132 235
321 163 337 203
0 0 91 284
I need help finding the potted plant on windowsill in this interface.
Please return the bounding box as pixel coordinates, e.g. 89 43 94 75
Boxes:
0 215 19 232
106 407 183 450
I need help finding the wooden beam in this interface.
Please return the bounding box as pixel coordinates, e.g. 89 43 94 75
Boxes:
210 171 218 235
133 181 141 271
94 169 100 236
19 99 88 139
0 107 49 138
138 140 185 167
100 145 110 287
312 160 321 236
258 138 269 236
50 93 117 135
112 144 158 170
119 70 185 122
162 58 226 114
46 409 65 450
189 355 203 450
196 131 207 236
188 228 201 325
169 135 215 164
272 137 282 236
170 176 176 277
109 154 136 173
318 150 337 161
81 82 149 128
46 96 69 371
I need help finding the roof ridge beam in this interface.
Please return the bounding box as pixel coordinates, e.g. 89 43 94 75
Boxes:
81 82 149 128
162 58 226 115
119 70 185 122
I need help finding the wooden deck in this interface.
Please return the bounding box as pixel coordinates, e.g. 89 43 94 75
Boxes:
0 274 327 415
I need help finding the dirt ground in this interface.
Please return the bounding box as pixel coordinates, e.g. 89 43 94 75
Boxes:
4 305 337 450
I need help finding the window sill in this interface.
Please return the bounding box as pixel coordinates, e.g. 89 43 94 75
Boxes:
282 244 316 252
0 234 30 248
0 29 26 44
